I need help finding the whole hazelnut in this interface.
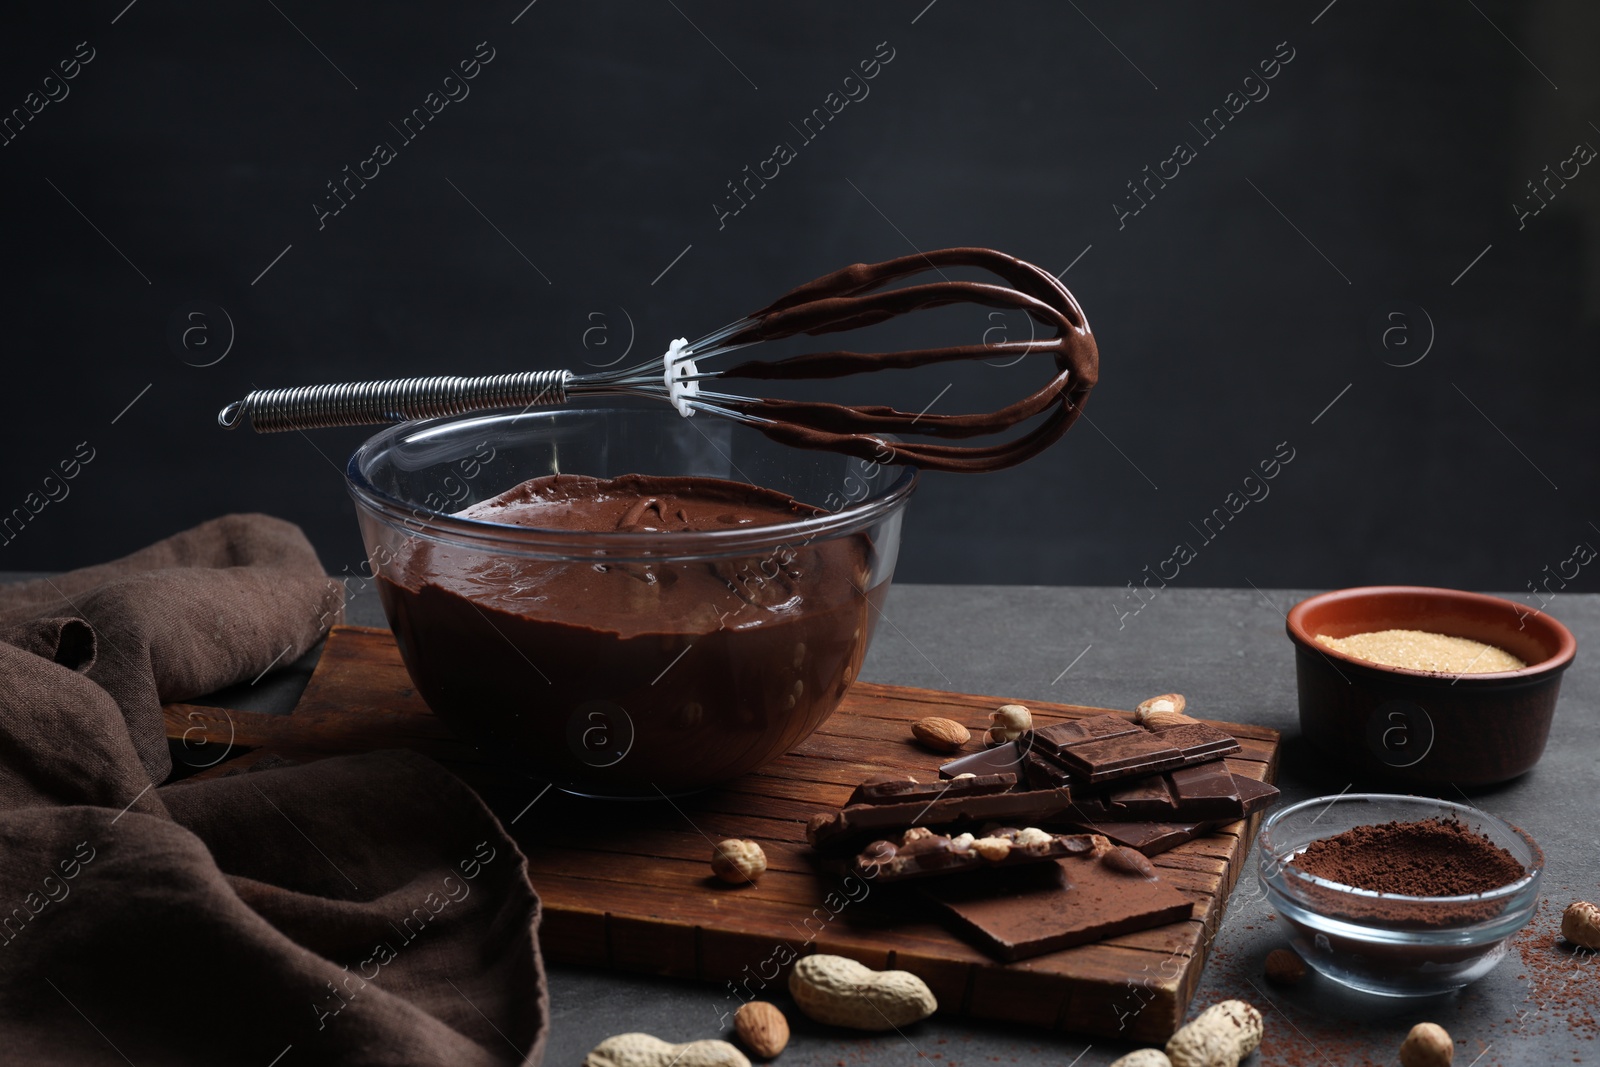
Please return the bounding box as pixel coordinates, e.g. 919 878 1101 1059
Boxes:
710 839 767 884
1561 900 1600 949
1399 1022 1453 1067
988 704 1033 744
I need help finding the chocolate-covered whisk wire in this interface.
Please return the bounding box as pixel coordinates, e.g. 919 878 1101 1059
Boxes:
215 247 1098 473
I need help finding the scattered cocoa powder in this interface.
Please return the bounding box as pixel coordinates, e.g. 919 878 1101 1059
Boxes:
1291 816 1525 896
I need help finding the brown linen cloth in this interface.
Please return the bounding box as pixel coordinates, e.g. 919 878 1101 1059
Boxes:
0 514 548 1066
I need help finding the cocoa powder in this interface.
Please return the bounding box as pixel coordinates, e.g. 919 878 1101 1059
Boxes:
1291 816 1524 896
1287 816 1527 927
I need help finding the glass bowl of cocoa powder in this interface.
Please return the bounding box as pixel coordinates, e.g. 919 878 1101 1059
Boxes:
1259 793 1543 997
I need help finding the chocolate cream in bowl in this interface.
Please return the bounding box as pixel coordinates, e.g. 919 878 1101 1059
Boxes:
378 474 885 795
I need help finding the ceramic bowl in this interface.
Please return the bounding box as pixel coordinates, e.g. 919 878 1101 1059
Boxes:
1286 586 1575 785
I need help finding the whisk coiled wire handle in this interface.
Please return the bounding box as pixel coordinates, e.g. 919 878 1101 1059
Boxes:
217 247 1099 473
217 370 576 432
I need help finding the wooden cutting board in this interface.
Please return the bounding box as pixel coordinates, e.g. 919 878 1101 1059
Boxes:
164 625 1280 1042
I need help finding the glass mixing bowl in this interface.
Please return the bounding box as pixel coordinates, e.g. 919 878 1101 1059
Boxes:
346 403 917 797
1259 793 1543 996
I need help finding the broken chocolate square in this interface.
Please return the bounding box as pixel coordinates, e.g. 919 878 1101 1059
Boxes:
923 847 1194 961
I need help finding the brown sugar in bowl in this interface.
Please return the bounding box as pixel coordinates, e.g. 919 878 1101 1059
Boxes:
1286 586 1576 786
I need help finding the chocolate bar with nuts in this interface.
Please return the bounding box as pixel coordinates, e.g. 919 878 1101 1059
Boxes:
847 771 1017 806
806 786 1073 850
851 826 1099 882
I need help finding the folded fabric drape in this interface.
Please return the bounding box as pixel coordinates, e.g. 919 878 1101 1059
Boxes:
0 514 548 1066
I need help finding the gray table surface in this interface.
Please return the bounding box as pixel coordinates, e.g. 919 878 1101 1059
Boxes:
117 582 1600 1063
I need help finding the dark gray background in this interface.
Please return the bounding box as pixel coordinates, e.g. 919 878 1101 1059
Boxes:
3 1 1597 600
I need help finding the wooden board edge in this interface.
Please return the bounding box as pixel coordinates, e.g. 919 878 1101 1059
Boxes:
538 907 1190 1044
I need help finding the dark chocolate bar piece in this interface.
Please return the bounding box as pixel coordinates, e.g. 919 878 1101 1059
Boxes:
1026 715 1242 786
848 771 1017 806
1166 762 1240 803
1101 762 1240 820
852 827 1098 882
939 742 1027 779
1021 749 1080 790
1108 774 1178 810
1062 768 1277 823
1148 721 1242 762
1233 775 1280 812
1057 731 1186 783
1029 715 1140 758
923 849 1194 961
806 786 1073 850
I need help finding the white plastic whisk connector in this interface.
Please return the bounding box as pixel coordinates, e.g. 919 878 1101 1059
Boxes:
663 337 700 417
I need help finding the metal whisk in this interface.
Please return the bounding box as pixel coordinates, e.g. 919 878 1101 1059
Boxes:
217 247 1099 473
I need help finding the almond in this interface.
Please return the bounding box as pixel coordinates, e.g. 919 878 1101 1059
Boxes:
1102 846 1157 879
911 716 969 753
1135 693 1196 728
734 1001 789 1058
1264 947 1306 986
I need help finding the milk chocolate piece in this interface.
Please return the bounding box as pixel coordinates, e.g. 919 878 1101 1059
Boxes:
924 852 1194 961
939 742 1028 779
853 827 1098 882
806 786 1074 850
848 771 1017 805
